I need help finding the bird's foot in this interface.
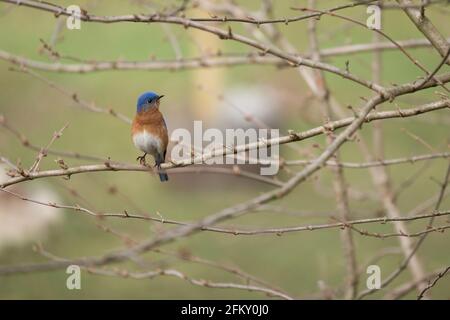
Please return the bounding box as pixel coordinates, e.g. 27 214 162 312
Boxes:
136 155 147 166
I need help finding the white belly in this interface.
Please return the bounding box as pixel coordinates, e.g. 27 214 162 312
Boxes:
133 130 162 156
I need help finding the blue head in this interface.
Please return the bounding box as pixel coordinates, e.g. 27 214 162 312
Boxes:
136 91 164 113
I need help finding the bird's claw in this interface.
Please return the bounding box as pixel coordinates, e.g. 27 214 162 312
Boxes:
136 155 147 166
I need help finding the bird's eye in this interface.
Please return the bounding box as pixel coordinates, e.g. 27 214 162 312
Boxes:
148 99 152 103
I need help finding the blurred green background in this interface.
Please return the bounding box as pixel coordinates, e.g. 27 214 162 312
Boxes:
0 0 449 299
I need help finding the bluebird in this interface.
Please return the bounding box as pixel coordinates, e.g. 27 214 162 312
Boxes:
132 91 169 182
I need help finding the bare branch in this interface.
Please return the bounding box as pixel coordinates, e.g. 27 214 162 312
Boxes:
417 265 450 299
2 99 448 189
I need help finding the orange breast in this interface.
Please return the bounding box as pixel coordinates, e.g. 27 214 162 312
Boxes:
132 108 168 150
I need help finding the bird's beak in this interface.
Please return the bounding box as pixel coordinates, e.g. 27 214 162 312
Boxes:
157 95 165 101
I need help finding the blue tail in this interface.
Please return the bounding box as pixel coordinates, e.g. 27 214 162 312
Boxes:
159 172 169 182
156 153 169 182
